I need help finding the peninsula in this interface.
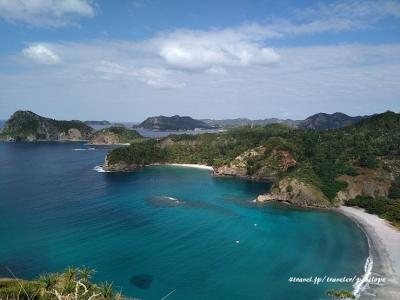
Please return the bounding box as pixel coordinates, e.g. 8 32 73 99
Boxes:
104 111 400 214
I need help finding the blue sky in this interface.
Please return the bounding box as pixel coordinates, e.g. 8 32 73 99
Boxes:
0 0 399 121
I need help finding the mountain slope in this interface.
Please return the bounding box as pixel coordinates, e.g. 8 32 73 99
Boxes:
137 115 213 130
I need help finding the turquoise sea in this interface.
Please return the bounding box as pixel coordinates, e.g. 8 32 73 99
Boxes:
0 142 369 299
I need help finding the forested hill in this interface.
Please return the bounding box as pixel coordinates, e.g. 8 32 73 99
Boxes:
105 111 400 216
298 112 365 130
137 115 213 130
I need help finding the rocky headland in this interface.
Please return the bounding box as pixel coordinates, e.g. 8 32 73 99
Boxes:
0 111 94 142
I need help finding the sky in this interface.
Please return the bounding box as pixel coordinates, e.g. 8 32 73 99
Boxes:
0 0 399 121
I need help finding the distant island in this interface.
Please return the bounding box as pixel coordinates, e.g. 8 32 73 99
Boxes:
104 111 400 226
136 115 214 130
84 120 111 126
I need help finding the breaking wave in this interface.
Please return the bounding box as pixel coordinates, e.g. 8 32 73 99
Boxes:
353 254 373 297
73 148 95 151
93 165 109 173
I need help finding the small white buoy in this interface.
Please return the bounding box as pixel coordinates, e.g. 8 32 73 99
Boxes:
254 223 257 227
236 240 240 244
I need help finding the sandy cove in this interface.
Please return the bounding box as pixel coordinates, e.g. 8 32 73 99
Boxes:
337 206 400 300
164 163 214 170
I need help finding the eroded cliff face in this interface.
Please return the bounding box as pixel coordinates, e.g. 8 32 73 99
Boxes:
88 127 141 145
334 168 391 203
5 127 87 141
58 128 83 141
257 167 393 209
89 134 121 145
103 157 141 172
214 147 296 181
257 177 331 208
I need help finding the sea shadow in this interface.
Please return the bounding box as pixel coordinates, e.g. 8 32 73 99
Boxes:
130 274 153 289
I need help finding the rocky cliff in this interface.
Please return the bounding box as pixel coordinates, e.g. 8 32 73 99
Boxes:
257 177 332 208
214 146 296 181
257 167 393 208
334 168 392 203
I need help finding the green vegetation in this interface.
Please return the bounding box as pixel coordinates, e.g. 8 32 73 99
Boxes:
138 115 213 130
108 139 166 165
0 267 128 300
346 196 400 226
326 289 355 299
108 111 400 204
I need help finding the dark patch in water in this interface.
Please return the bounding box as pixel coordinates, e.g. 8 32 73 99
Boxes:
130 274 153 289
189 200 240 217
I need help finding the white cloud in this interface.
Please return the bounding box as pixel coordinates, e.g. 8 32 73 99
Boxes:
137 67 186 89
0 0 95 27
269 0 400 35
152 27 280 71
296 0 400 23
22 44 60 64
3 41 399 120
92 60 184 89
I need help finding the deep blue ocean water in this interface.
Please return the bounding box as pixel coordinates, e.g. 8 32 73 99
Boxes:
0 142 369 300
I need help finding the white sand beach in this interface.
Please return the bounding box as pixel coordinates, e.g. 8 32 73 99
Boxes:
337 206 400 299
165 163 214 170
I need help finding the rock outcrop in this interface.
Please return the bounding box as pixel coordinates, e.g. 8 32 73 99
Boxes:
88 126 141 145
257 177 332 208
214 147 296 181
334 168 391 203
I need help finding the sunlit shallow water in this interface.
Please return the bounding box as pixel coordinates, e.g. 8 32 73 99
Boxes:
0 142 369 299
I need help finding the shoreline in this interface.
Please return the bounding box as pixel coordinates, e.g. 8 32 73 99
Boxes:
163 163 214 170
94 163 215 173
336 206 400 299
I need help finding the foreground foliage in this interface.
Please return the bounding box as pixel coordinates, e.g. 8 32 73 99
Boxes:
327 289 355 299
0 267 128 300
